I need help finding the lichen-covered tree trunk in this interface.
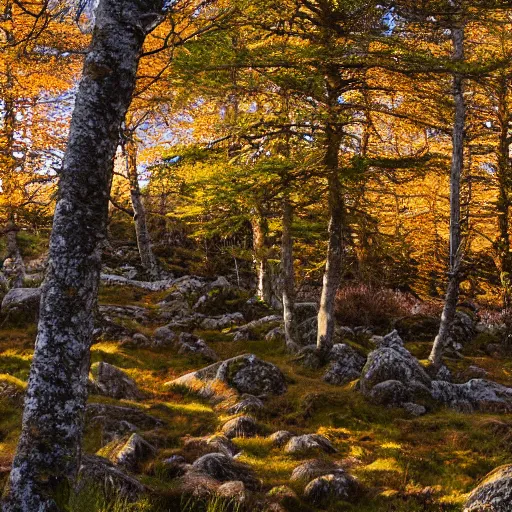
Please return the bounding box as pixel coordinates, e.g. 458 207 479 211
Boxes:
2 1 163 510
124 136 160 280
429 25 465 369
316 124 343 354
281 195 298 351
5 214 26 289
251 207 272 304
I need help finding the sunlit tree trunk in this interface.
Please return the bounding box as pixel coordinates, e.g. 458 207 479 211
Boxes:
3 0 163 510
281 195 298 351
251 206 272 303
317 122 344 354
429 25 465 369
124 135 160 280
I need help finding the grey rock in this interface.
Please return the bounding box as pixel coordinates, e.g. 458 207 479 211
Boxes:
268 430 294 448
153 326 177 347
1 287 41 322
207 435 240 457
233 330 250 342
217 480 247 503
192 453 259 489
324 344 366 385
290 459 341 483
232 315 282 340
304 472 360 506
266 327 285 343
402 402 427 416
101 433 156 472
295 345 323 370
176 333 219 362
464 464 512 512
284 434 336 455
369 380 411 406
77 455 146 501
227 395 265 415
90 362 142 400
222 415 259 438
199 313 245 331
432 379 512 413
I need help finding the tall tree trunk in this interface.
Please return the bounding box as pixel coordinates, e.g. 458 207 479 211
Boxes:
494 74 512 309
316 124 344 354
5 213 26 288
124 135 160 280
251 207 271 303
429 25 465 369
281 195 298 351
3 1 162 510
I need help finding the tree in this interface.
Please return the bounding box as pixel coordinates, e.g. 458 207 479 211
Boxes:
3 0 164 509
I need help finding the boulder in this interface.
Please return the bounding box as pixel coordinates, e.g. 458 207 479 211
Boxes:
304 472 361 507
369 380 411 406
268 431 294 448
290 459 341 483
98 433 156 472
86 403 163 444
360 331 431 399
431 379 512 413
284 434 336 455
153 326 177 347
231 315 282 340
217 480 247 503
221 415 259 438
227 395 265 415
90 362 142 400
464 464 512 512
323 344 366 386
1 287 41 323
76 455 146 501
265 327 285 343
176 333 219 362
192 453 260 489
402 402 427 417
199 313 245 331
164 354 286 399
207 435 240 457
0 378 25 406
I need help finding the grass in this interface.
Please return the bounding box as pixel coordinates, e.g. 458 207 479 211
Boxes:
1 283 512 511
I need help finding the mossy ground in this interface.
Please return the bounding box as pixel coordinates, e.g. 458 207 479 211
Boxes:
0 286 511 511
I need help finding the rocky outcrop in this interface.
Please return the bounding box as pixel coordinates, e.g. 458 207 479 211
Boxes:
98 433 156 472
191 453 260 489
304 472 361 507
165 354 286 400
323 343 366 385
1 287 41 323
221 415 259 438
76 455 146 501
464 464 512 512
90 362 142 400
284 434 336 455
175 333 218 362
431 379 512 413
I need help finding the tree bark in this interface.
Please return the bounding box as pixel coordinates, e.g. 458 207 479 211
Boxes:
316 124 344 354
429 25 465 369
281 195 299 351
3 1 163 510
124 135 160 280
251 207 272 303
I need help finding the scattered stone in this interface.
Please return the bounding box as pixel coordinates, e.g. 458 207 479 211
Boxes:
266 327 285 343
176 333 219 362
402 402 427 417
0 378 24 406
284 434 336 455
233 330 250 342
295 345 324 370
153 326 177 347
217 481 247 503
464 464 512 512
192 453 260 489
324 344 366 385
227 395 265 415
431 379 512 413
77 455 146 501
90 362 142 401
1 287 41 323
165 354 287 400
222 415 259 438
304 472 361 507
369 380 411 406
207 435 240 457
199 313 245 330
98 433 156 472
290 459 341 483
162 456 189 478
268 430 294 448
232 315 282 340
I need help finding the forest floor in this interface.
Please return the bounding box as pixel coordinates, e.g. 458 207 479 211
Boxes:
0 281 511 512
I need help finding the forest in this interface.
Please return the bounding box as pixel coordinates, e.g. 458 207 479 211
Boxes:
2 0 512 510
